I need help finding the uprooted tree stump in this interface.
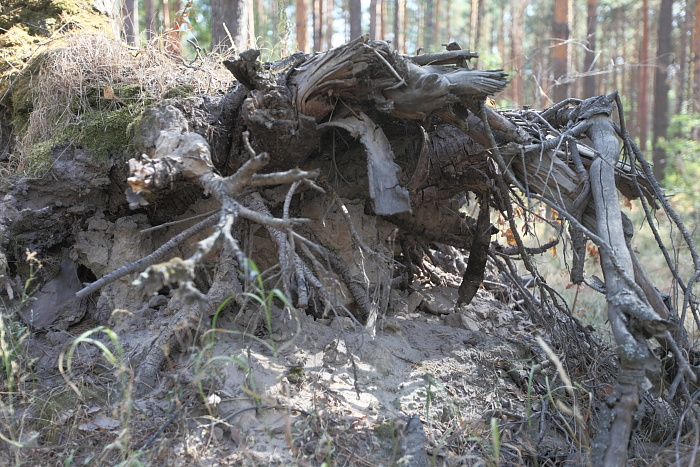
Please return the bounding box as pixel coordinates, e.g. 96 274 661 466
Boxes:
2 35 700 465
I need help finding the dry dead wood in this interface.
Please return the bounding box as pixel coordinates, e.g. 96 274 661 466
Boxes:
69 37 700 465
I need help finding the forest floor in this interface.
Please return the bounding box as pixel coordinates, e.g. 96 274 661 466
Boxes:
4 273 601 466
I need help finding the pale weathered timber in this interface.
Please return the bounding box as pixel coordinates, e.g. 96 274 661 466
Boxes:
580 98 668 466
290 35 508 122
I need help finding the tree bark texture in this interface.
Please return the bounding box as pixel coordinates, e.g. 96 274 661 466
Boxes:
161 0 171 29
675 3 690 115
350 0 361 40
432 0 440 53
313 0 323 50
394 0 404 53
509 0 526 105
144 0 156 39
469 0 479 52
121 0 139 46
379 0 386 39
694 0 700 112
325 0 333 50
423 0 434 51
370 0 377 39
296 0 308 52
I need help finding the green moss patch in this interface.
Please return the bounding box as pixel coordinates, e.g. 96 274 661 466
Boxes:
163 84 195 100
27 105 137 169
0 5 228 176
0 0 64 36
78 106 136 164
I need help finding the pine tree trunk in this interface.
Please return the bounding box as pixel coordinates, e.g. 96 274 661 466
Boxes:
145 0 156 40
350 0 361 39
211 0 250 51
296 0 308 52
510 0 526 106
652 0 674 181
379 0 386 39
394 0 404 52
583 0 597 98
417 2 423 50
675 3 689 115
423 0 433 51
445 0 450 46
470 0 479 51
475 0 484 53
433 0 441 52
552 0 569 103
313 0 322 51
121 0 139 46
611 7 621 95
694 0 700 112
161 0 171 30
497 4 505 74
325 0 333 50
637 0 650 150
402 0 408 52
625 7 636 133
254 0 265 46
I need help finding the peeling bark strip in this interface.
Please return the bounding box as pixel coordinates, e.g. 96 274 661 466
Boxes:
318 112 411 215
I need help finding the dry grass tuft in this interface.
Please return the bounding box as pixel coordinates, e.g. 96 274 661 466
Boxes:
3 33 233 173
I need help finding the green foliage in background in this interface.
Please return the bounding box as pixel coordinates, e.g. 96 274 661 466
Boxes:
663 113 700 220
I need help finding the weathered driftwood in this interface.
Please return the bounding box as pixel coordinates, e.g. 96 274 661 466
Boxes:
291 35 508 123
